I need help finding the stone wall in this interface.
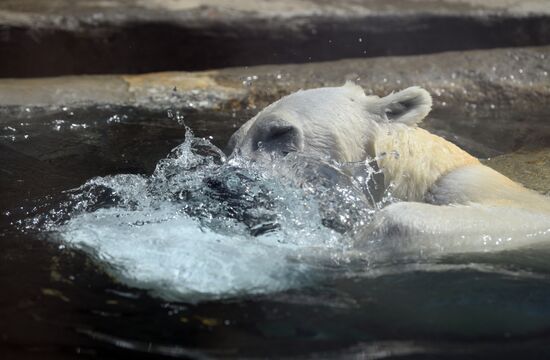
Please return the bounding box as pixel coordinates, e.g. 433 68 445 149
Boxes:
1 0 549 77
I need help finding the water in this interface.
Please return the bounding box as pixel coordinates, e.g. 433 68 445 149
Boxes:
3 105 550 359
19 121 381 300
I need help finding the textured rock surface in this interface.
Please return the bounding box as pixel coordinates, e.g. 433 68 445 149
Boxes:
2 0 550 27
1 46 548 111
484 148 550 195
1 0 549 76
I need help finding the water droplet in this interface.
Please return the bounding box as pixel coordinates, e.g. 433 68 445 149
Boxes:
107 115 122 124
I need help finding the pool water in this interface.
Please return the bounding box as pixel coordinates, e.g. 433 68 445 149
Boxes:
2 105 550 359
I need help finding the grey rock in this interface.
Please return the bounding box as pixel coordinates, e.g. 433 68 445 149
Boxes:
483 148 550 195
2 0 549 28
1 0 549 76
1 46 548 111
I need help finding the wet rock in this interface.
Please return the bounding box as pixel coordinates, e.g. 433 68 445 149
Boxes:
484 148 550 195
0 46 548 110
0 0 549 77
0 72 245 111
215 46 550 113
0 76 130 106
121 72 246 109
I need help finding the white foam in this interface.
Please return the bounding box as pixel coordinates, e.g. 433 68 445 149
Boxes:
60 204 323 301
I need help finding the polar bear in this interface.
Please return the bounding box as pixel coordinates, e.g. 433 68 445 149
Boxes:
227 82 550 254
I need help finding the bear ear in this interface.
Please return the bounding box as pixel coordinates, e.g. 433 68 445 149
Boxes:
342 80 365 94
376 86 432 125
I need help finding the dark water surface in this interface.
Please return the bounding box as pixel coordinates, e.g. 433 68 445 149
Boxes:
2 106 550 359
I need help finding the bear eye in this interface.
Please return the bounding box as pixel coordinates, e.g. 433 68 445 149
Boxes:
266 125 294 141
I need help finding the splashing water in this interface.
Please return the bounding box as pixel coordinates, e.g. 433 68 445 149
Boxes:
29 128 379 300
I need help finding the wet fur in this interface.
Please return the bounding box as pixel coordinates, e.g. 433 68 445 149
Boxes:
228 83 550 254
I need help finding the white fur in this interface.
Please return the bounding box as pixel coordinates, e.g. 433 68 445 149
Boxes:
227 83 379 162
228 83 550 253
362 202 550 257
370 86 432 125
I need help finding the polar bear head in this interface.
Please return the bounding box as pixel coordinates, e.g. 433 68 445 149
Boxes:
227 82 432 164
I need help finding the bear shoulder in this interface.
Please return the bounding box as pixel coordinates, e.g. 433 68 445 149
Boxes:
375 125 479 201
